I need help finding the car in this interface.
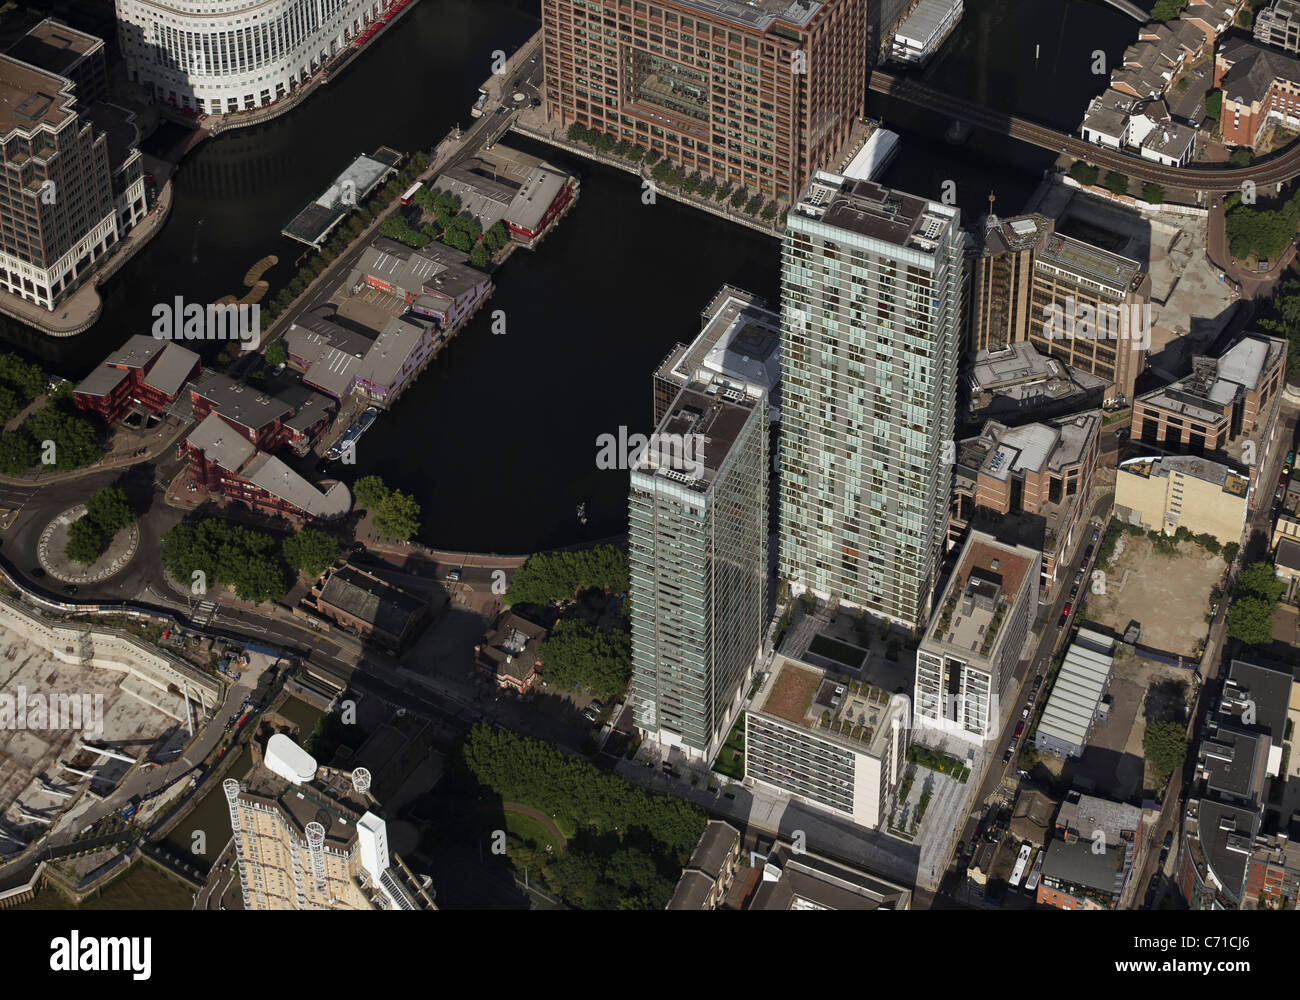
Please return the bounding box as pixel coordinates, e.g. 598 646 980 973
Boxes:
1163 830 1174 851
62 584 78 595
1063 602 1072 616
1091 526 1100 542
1033 674 1043 689
446 569 461 582
589 700 604 713
1057 612 1068 628
272 363 286 376
1002 748 1013 764
1074 570 1085 585
1014 722 1025 739
1021 705 1030 719
1083 544 1094 560
1069 584 1079 600
1008 738 1018 752
1027 690 1036 705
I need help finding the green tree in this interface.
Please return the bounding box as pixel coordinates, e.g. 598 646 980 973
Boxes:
352 475 390 510
744 195 763 215
282 528 340 577
264 342 288 367
1150 0 1185 20
160 520 287 604
24 401 102 470
536 619 632 700
1204 90 1222 121
505 545 630 605
470 242 492 269
1069 161 1099 186
85 486 135 536
0 352 45 402
65 517 106 565
373 489 421 541
1143 720 1188 779
1142 183 1165 204
1229 147 1253 167
1103 171 1130 196
1227 596 1276 645
1237 561 1286 603
0 431 37 473
730 187 747 209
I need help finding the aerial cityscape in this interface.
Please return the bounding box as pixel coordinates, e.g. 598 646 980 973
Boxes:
0 0 1295 951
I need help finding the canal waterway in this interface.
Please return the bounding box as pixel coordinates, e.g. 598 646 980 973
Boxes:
1 0 1149 553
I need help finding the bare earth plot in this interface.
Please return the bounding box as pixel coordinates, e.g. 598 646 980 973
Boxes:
1086 534 1224 657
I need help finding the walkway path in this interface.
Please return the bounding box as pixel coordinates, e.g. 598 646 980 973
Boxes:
502 802 568 850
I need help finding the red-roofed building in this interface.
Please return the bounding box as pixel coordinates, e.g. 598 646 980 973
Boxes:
73 335 201 424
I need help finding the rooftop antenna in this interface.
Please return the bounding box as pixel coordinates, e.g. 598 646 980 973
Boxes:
985 191 998 231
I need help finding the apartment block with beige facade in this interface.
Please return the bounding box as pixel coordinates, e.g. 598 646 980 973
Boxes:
542 0 868 202
1115 454 1250 544
224 735 435 911
950 411 1101 601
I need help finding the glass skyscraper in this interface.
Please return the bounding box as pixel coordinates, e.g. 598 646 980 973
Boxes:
628 379 768 762
779 171 962 628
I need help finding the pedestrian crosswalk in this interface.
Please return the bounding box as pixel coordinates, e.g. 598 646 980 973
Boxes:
193 601 217 626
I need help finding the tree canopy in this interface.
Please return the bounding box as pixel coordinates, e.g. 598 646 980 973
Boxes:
160 520 288 604
85 486 136 536
537 619 632 700
1143 720 1188 780
352 474 389 510
282 528 340 577
65 517 107 565
504 545 629 606
1227 595 1277 646
1237 561 1286 603
1224 187 1300 261
372 489 421 541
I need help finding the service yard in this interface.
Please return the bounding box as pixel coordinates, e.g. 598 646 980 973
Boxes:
1084 531 1225 658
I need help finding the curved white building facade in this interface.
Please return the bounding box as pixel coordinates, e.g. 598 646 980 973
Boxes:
115 0 391 114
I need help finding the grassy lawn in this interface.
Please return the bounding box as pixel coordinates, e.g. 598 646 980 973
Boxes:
505 810 559 852
808 633 866 669
713 716 746 780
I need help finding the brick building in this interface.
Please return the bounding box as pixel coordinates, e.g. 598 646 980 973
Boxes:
1215 35 1300 148
185 412 350 522
542 0 868 202
187 369 333 456
74 334 200 424
474 611 548 692
311 564 430 652
950 412 1101 600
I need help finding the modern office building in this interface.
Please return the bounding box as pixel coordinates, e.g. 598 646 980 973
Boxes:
628 377 767 762
780 171 962 628
890 0 963 65
914 532 1040 744
1130 334 1288 489
950 411 1101 600
0 52 118 311
1256 0 1300 55
115 0 398 115
966 342 1108 423
745 654 907 828
224 735 435 910
967 211 1151 404
541 0 869 202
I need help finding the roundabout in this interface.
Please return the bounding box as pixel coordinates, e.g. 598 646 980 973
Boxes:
37 505 140 585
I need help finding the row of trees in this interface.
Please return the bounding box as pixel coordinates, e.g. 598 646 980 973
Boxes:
0 383 102 475
1224 186 1300 261
160 520 340 604
65 487 137 565
457 722 706 863
504 545 629 606
1253 277 1300 383
536 619 631 700
1226 559 1288 646
264 150 431 322
353 474 422 540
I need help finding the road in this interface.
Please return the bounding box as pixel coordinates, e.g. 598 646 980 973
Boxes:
869 70 1300 193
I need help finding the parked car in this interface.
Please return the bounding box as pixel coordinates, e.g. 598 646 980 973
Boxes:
1057 612 1068 628
1014 721 1025 739
446 569 461 582
1083 544 1094 560
1091 526 1099 542
1033 674 1043 689
1021 705 1030 719
1002 748 1013 764
62 584 77 595
1027 690 1036 705
1063 602 1072 616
